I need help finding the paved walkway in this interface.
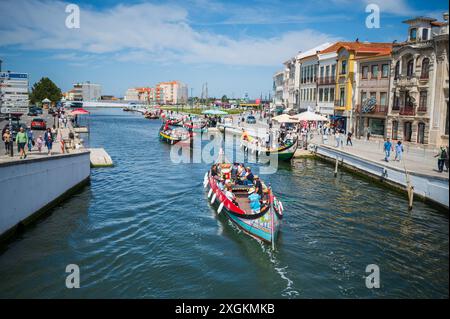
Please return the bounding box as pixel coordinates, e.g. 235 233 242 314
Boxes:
222 114 448 179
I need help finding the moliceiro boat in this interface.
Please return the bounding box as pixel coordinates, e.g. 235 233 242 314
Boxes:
240 131 299 161
159 123 191 145
204 156 284 247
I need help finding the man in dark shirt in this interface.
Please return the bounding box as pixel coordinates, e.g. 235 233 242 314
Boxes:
254 175 263 198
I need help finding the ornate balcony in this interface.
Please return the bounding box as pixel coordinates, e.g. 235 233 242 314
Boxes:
417 106 427 113
399 107 415 116
356 104 388 115
317 76 336 85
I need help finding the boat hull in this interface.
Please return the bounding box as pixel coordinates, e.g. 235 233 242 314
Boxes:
205 173 282 244
241 138 298 161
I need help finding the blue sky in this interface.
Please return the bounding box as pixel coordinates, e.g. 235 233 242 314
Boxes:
0 0 447 98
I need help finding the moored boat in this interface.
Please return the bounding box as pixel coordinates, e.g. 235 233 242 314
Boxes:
204 156 284 247
240 132 298 161
159 123 190 145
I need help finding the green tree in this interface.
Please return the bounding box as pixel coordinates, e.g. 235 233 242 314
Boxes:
221 95 228 103
30 77 62 105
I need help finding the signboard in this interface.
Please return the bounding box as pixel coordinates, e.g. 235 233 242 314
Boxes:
1 107 29 114
0 72 28 80
361 97 377 113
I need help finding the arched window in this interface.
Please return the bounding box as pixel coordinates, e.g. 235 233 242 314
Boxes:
417 123 425 144
421 58 430 79
394 61 400 79
406 59 414 77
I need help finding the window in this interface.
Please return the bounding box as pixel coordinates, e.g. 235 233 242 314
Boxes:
392 121 398 140
381 64 389 78
393 92 400 109
421 58 430 79
422 28 429 41
394 61 400 79
360 91 367 105
369 118 385 136
320 66 324 79
319 88 323 102
341 60 347 74
410 28 417 40
406 59 414 77
362 66 369 79
331 64 336 78
325 65 330 78
339 88 345 106
324 88 329 102
417 123 425 144
419 91 427 110
371 65 379 78
329 88 334 102
404 122 412 142
380 92 387 106
313 88 317 100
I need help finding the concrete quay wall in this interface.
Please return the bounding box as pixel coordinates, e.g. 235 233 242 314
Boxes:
0 151 91 240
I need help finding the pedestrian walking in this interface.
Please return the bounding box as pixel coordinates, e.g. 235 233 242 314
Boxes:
44 128 53 155
2 129 11 154
26 127 34 152
335 130 341 147
383 138 393 162
394 141 404 161
15 126 28 159
346 131 353 146
434 145 448 173
367 127 371 141
36 135 44 153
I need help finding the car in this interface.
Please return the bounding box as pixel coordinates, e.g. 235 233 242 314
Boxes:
28 109 38 116
246 115 256 124
31 118 46 130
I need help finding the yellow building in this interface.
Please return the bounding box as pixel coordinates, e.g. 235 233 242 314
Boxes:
333 42 392 132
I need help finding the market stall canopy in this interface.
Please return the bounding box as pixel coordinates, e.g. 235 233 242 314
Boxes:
201 109 228 115
272 114 300 123
42 98 51 103
292 111 329 122
70 108 90 115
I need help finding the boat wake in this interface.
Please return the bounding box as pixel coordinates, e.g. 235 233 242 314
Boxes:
260 242 300 298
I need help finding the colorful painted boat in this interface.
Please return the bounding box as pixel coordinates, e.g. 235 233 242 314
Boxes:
241 134 298 161
159 125 190 145
183 121 208 133
203 162 284 246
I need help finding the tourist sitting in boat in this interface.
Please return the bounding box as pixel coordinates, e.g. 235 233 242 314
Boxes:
217 177 225 191
254 175 263 198
242 167 254 185
224 182 239 207
248 187 261 214
284 131 294 144
231 162 239 179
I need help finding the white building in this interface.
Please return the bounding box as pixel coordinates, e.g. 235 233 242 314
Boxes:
282 58 296 109
297 43 332 112
317 43 340 117
0 71 29 108
156 81 188 105
124 88 140 101
272 70 284 107
71 82 102 101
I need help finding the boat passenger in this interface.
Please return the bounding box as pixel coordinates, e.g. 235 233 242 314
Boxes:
217 178 225 191
254 175 263 198
231 162 239 179
225 183 239 207
244 167 254 185
247 188 261 214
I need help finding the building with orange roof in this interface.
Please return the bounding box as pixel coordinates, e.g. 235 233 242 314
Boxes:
333 41 393 132
317 42 341 117
387 13 449 146
155 81 188 105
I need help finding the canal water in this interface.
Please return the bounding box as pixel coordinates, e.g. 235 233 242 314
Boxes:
0 108 448 298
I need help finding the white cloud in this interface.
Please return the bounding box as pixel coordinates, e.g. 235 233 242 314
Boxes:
0 0 338 66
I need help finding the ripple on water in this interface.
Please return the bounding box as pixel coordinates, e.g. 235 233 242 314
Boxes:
0 109 447 298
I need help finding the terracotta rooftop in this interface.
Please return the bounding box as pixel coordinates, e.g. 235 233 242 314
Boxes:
318 41 393 55
431 21 448 27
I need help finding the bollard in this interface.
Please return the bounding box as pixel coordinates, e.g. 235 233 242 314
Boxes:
334 156 339 177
